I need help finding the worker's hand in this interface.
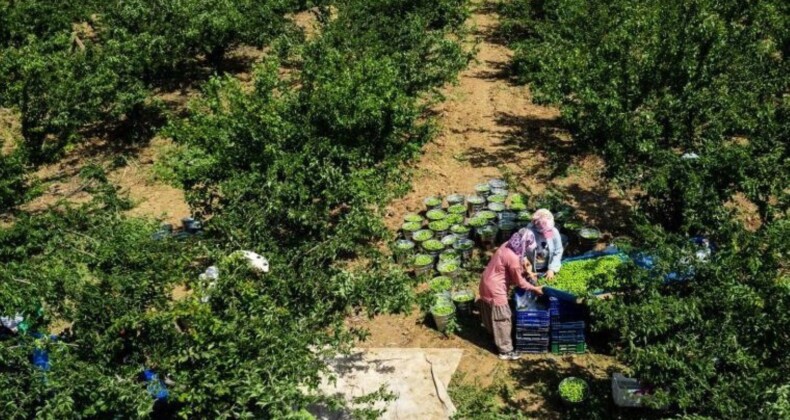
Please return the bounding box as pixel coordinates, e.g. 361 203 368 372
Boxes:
526 271 538 282
545 270 555 280
532 286 544 296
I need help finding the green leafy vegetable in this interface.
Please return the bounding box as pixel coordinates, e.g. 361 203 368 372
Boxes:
542 255 623 296
429 220 450 231
404 213 424 223
448 204 467 214
412 229 434 242
414 254 435 267
426 209 447 220
422 239 445 251
559 377 587 403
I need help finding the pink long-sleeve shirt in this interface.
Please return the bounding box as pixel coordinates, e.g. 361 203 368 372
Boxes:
479 244 531 306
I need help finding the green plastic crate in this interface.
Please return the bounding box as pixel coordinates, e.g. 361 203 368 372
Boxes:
551 342 586 354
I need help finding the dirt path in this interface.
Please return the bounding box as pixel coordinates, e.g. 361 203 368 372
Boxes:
356 2 623 416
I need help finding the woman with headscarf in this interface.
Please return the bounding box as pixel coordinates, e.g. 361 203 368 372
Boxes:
478 228 544 360
525 209 564 279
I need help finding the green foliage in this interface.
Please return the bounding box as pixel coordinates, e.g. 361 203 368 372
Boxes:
0 0 304 163
0 145 27 212
504 0 789 231
501 0 789 417
0 0 470 416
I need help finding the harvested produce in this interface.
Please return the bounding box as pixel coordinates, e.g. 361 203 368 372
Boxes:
452 291 474 302
451 224 470 234
475 183 491 194
477 210 497 220
441 235 458 246
393 240 415 251
412 229 434 242
466 195 485 204
424 196 442 207
559 377 588 403
446 194 465 205
517 211 532 222
453 239 474 250
413 254 434 266
404 213 424 223
468 217 487 227
445 214 464 225
402 222 422 232
429 220 450 231
429 276 452 292
437 261 459 274
488 179 508 189
542 255 624 296
487 194 506 203
448 204 467 214
439 250 461 262
431 303 455 316
426 209 447 220
488 202 506 212
422 239 444 251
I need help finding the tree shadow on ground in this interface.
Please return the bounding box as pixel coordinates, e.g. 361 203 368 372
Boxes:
467 111 634 236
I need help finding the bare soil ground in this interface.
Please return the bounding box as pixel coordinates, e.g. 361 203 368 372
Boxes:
357 1 628 415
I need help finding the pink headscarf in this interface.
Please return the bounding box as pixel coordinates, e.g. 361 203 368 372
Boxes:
506 228 536 259
532 209 555 239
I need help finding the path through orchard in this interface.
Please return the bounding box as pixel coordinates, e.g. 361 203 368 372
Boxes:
352 1 627 417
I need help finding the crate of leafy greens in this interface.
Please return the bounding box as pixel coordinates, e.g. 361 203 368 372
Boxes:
424 196 443 211
452 290 475 316
447 203 467 215
403 213 424 224
445 213 464 225
428 220 450 239
509 201 527 212
440 234 458 248
450 224 471 239
559 377 588 404
540 254 626 300
422 239 445 257
412 229 434 243
401 221 422 239
487 194 506 204
431 301 456 333
475 210 497 222
425 209 447 221
487 202 506 213
466 195 486 215
477 224 498 248
474 183 491 197
446 194 465 206
412 254 435 277
392 239 416 264
453 238 475 261
437 260 461 278
488 179 508 190
497 220 517 244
